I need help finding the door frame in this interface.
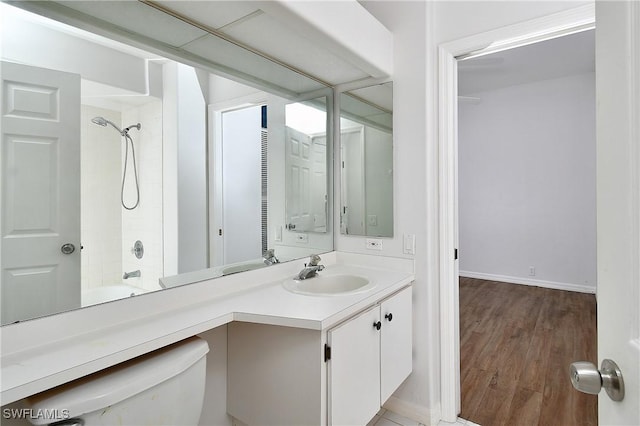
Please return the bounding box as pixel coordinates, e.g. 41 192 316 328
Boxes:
437 5 596 421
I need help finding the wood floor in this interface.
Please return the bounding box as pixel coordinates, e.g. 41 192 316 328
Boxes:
459 277 597 426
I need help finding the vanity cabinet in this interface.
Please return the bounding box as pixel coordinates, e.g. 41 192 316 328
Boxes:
328 286 412 425
227 285 412 426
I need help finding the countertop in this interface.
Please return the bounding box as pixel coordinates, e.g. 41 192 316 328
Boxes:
0 252 414 405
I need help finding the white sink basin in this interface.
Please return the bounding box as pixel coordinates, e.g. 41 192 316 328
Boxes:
283 274 373 296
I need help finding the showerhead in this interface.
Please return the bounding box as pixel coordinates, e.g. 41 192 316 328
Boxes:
91 116 124 135
91 116 108 127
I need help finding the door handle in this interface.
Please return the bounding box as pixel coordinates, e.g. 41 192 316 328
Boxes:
570 359 625 401
60 243 76 255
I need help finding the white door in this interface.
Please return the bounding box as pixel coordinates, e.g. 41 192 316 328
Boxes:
593 2 640 423
285 126 312 232
310 135 327 232
1 61 81 324
220 106 262 265
341 127 365 235
380 287 413 403
328 305 380 426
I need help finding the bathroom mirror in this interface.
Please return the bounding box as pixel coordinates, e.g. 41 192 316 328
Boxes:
339 82 393 237
0 2 333 325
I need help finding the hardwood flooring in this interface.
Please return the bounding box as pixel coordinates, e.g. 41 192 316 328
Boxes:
459 277 597 426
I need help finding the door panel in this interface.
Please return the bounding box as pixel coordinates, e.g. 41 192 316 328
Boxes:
1 61 81 324
380 287 413 403
595 2 640 423
329 306 380 426
221 105 262 264
285 126 312 232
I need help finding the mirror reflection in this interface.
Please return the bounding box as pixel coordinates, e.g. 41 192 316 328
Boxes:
339 82 393 237
0 3 332 326
285 99 329 234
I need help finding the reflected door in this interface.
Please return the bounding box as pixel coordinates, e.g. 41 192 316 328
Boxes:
310 135 327 232
341 128 365 235
1 61 81 324
285 126 312 232
221 105 262 265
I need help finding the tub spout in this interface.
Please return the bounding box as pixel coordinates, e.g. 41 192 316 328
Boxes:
123 270 141 279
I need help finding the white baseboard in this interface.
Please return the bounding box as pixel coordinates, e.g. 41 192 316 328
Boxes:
459 270 596 294
383 396 438 425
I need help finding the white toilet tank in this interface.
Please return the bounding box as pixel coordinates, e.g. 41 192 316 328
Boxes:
25 337 209 426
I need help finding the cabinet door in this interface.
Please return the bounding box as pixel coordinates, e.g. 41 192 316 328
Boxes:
328 305 381 426
380 286 413 403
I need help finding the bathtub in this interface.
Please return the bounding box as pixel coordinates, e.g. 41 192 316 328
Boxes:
81 284 149 307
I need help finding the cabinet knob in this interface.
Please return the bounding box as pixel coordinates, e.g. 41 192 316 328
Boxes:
373 321 382 331
385 313 393 322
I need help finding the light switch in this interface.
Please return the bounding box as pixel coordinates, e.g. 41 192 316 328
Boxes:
274 226 282 242
403 234 415 255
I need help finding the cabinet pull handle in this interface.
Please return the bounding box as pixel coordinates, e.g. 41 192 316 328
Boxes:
373 321 382 331
385 313 393 322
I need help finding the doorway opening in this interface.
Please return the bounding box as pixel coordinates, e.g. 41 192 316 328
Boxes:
457 27 598 426
437 4 597 423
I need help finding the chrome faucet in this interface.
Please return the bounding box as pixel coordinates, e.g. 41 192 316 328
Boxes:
296 254 325 280
263 249 279 266
123 270 141 279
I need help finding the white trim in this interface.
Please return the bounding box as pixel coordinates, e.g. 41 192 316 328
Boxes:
383 396 439 426
459 270 596 294
630 0 640 351
437 4 596 422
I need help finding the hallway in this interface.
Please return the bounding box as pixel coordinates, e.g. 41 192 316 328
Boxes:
459 277 597 425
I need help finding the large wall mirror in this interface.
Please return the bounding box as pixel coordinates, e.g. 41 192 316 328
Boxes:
339 82 393 237
0 2 333 325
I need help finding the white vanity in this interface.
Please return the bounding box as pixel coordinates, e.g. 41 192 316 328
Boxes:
1 252 413 425
228 283 412 426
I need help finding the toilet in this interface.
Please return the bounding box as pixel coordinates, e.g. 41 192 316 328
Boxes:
25 337 209 426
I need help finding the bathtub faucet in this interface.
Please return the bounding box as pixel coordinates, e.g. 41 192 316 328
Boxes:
123 270 141 279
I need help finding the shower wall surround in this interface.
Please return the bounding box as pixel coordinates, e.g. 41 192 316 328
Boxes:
80 102 164 293
81 106 124 291
121 102 164 292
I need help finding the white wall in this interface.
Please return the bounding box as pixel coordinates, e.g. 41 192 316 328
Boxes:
458 73 596 291
177 65 208 274
364 126 393 237
81 105 123 290
349 1 434 418
359 0 593 421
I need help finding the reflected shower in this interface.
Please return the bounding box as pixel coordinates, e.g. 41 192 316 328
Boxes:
91 116 142 210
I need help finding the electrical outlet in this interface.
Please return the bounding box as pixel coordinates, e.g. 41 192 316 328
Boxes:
366 238 383 250
529 266 536 276
367 215 378 226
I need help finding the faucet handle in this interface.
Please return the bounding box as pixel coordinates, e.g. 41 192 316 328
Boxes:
309 254 321 266
264 249 274 258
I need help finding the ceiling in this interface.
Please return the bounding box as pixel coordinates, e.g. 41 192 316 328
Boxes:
458 29 595 96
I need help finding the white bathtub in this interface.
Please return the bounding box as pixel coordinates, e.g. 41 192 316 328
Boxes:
81 284 149 307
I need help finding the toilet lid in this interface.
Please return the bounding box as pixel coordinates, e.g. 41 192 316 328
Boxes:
25 337 209 424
